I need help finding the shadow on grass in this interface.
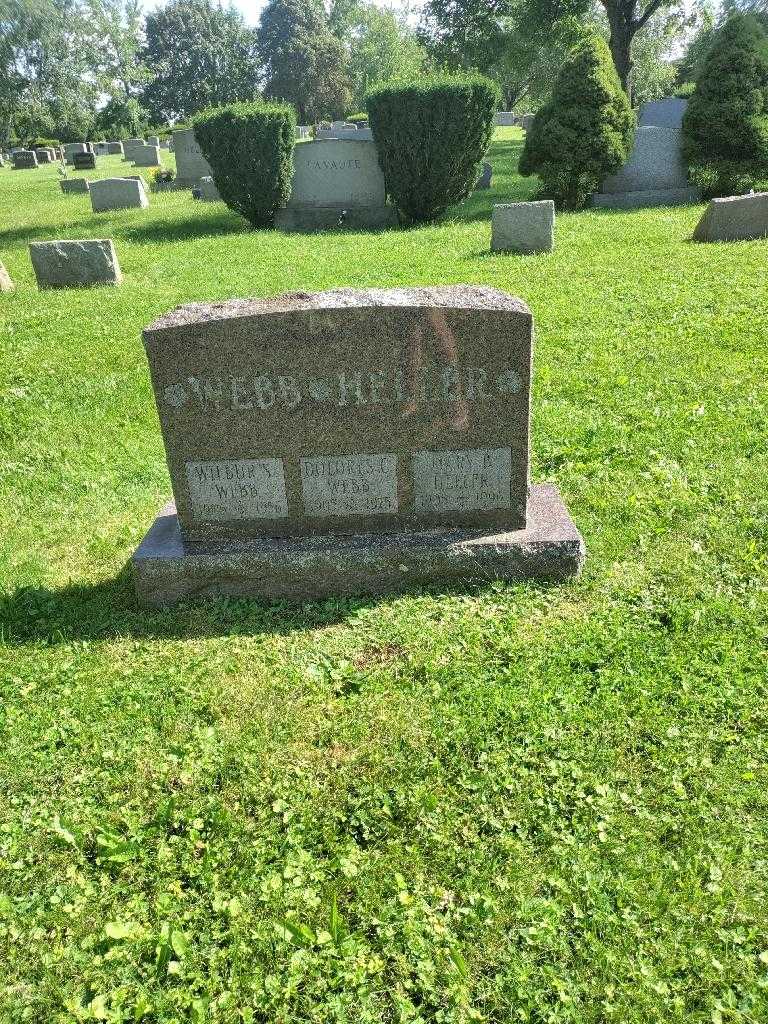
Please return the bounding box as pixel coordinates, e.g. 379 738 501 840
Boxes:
122 210 249 245
0 561 550 645
0 223 86 246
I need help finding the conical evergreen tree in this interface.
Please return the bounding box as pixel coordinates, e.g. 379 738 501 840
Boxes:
682 14 768 197
519 32 634 210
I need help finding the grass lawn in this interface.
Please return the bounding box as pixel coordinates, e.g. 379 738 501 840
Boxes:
1 128 768 1023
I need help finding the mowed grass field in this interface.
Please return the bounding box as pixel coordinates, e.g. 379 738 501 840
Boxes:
1 128 768 1023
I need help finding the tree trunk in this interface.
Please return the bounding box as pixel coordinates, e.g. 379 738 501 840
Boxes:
605 2 635 102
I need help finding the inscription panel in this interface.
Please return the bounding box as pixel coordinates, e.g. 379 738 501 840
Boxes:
412 448 512 513
301 454 397 517
186 459 288 521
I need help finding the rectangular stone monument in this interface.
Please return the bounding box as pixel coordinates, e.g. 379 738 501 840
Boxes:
35 148 53 163
122 138 146 162
592 127 699 209
132 286 584 604
131 145 161 167
59 178 90 194
73 152 96 170
638 97 687 129
12 150 38 169
494 112 516 126
29 239 122 289
64 143 88 165
107 141 124 155
275 139 397 231
172 128 213 187
692 192 768 242
492 201 554 254
90 177 149 212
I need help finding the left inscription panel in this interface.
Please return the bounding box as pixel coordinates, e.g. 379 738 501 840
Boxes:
185 459 288 521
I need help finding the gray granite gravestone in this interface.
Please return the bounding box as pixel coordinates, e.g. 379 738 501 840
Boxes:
29 239 122 288
592 126 699 209
59 178 90 194
73 152 96 170
132 286 584 605
275 139 396 231
494 112 516 126
638 97 687 129
90 177 149 212
492 201 554 253
107 141 124 155
131 145 161 167
172 128 213 186
12 150 38 169
692 192 768 242
34 148 53 163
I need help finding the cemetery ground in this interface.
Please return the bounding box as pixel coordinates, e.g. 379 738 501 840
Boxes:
1 129 767 1022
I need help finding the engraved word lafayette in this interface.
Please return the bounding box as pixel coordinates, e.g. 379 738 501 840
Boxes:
133 287 586 604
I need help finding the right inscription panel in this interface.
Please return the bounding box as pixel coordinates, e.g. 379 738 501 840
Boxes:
412 447 512 513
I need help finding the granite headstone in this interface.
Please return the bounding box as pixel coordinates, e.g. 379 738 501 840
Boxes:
133 286 585 604
172 128 213 186
275 139 396 231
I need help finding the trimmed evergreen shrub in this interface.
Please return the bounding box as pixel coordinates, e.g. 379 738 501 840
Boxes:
366 74 500 223
519 32 635 210
193 101 296 228
682 14 768 197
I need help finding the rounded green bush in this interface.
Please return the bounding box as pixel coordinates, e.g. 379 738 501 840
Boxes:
519 32 635 211
193 101 296 229
366 74 499 224
682 14 768 198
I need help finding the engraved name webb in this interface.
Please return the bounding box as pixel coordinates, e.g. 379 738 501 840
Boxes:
141 287 533 542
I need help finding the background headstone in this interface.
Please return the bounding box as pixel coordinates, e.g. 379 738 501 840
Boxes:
172 128 212 187
494 111 516 126
593 126 700 208
638 97 688 129
692 192 768 242
133 286 584 603
90 177 149 212
492 200 555 253
12 150 38 169
131 145 161 167
59 178 90 194
107 141 124 155
29 239 122 288
275 139 396 231
73 152 96 170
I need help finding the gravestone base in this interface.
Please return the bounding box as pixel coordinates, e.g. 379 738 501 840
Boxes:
274 205 397 232
133 484 584 606
591 187 700 210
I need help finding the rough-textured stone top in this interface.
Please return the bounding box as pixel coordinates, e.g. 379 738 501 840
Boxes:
145 286 531 335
